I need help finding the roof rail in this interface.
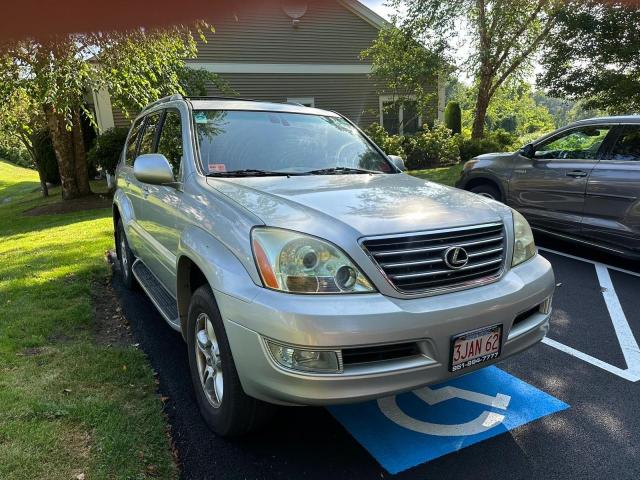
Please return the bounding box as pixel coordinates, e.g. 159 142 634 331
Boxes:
141 94 184 112
185 95 259 102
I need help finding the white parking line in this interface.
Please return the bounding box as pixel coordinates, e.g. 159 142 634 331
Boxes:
538 248 640 382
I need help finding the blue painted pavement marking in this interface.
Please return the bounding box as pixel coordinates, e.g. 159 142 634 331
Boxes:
328 366 569 474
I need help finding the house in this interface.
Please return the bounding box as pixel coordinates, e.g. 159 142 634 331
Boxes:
91 0 444 135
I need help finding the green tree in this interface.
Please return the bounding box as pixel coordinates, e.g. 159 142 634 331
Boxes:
444 101 462 134
0 24 221 199
0 88 49 195
395 0 560 139
538 0 640 113
362 25 448 121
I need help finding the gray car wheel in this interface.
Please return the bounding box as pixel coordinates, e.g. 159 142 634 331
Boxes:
470 183 502 202
186 285 275 436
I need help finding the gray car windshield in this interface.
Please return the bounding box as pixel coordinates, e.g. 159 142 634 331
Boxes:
194 110 393 175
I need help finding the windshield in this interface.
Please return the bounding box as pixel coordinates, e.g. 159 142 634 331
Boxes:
193 110 394 175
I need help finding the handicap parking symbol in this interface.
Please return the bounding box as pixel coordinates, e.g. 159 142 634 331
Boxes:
328 366 569 474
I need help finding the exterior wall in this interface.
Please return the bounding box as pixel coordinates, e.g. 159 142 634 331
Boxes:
104 1 441 131
195 0 379 64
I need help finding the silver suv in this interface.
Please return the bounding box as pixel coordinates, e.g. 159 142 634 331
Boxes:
113 95 555 436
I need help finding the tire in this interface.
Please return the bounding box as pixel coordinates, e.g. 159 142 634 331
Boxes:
187 285 275 436
470 183 502 202
116 219 137 289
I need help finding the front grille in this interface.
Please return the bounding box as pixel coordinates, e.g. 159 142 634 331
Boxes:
342 342 421 365
362 222 505 294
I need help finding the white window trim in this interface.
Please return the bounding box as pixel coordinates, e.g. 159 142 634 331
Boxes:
287 96 315 107
379 95 423 135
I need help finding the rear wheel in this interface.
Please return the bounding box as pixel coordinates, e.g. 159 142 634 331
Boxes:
116 219 136 289
187 285 275 436
470 183 502 202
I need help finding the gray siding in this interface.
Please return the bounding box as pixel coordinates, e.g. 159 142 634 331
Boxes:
207 73 379 126
194 1 378 64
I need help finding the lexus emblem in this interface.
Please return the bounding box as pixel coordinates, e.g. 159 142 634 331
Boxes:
443 246 469 269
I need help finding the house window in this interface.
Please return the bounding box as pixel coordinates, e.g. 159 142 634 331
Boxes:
287 97 315 107
379 95 422 135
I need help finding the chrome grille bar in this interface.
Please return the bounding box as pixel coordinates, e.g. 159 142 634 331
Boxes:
362 222 506 294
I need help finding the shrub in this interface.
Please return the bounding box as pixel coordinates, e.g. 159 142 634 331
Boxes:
87 127 129 176
32 129 60 184
0 145 31 168
458 129 519 161
444 101 462 134
363 123 405 158
404 123 460 170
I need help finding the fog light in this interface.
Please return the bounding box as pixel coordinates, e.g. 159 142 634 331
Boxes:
539 296 553 315
266 341 342 373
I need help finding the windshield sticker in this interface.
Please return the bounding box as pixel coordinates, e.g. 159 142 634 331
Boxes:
194 112 208 124
268 114 281 124
208 163 226 173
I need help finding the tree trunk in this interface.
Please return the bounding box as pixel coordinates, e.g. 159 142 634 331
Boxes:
43 105 91 199
471 71 494 140
34 159 49 197
71 110 91 196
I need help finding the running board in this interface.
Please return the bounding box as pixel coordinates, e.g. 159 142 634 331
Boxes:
132 260 181 331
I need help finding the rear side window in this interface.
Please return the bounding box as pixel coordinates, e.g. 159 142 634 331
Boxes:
610 126 640 161
138 112 162 156
125 118 144 166
156 109 183 177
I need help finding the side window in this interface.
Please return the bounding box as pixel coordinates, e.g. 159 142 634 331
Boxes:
138 112 162 156
124 118 144 166
534 126 610 160
610 126 640 161
156 109 184 177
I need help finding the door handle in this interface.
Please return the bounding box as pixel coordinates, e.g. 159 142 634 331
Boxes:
566 170 587 178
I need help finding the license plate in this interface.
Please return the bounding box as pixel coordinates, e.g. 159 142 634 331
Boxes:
450 324 502 372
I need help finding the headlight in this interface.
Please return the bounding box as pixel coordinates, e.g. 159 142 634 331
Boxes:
511 210 536 266
463 159 478 171
251 228 375 294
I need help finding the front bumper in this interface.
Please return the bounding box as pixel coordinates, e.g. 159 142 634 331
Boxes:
218 254 554 406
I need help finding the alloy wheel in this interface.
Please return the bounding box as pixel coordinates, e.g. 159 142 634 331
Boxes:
194 312 224 408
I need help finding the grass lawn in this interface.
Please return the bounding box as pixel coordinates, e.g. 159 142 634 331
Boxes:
0 161 177 479
408 163 463 186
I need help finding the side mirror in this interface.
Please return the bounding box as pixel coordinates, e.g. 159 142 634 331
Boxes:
388 154 406 172
133 153 174 185
519 143 534 158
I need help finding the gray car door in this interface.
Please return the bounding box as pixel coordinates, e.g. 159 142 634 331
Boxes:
118 116 146 253
132 110 163 267
582 124 640 252
507 125 613 234
138 108 186 295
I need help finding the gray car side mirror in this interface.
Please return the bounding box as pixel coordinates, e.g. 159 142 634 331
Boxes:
134 153 175 185
388 155 406 172
519 144 534 158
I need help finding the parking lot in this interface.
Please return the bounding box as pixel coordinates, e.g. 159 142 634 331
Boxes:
113 236 640 479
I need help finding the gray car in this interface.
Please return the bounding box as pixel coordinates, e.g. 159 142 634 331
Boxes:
457 116 640 258
113 95 554 436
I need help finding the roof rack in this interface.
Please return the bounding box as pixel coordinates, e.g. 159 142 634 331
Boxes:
185 95 259 102
141 94 184 112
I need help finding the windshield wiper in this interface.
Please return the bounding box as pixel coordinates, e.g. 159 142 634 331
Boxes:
206 169 304 177
306 167 383 175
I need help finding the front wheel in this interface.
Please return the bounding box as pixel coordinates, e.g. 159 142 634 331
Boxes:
470 183 502 202
187 285 275 436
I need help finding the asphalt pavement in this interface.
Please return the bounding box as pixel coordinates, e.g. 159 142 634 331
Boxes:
112 236 640 479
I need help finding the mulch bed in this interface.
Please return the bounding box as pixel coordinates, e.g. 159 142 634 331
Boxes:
23 193 112 216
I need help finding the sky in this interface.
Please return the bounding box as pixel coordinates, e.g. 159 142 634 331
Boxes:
361 0 396 21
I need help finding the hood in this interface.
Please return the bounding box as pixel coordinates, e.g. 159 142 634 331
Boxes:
474 151 515 161
206 173 509 237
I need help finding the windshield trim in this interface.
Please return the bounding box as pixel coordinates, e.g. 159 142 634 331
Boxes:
191 108 399 177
